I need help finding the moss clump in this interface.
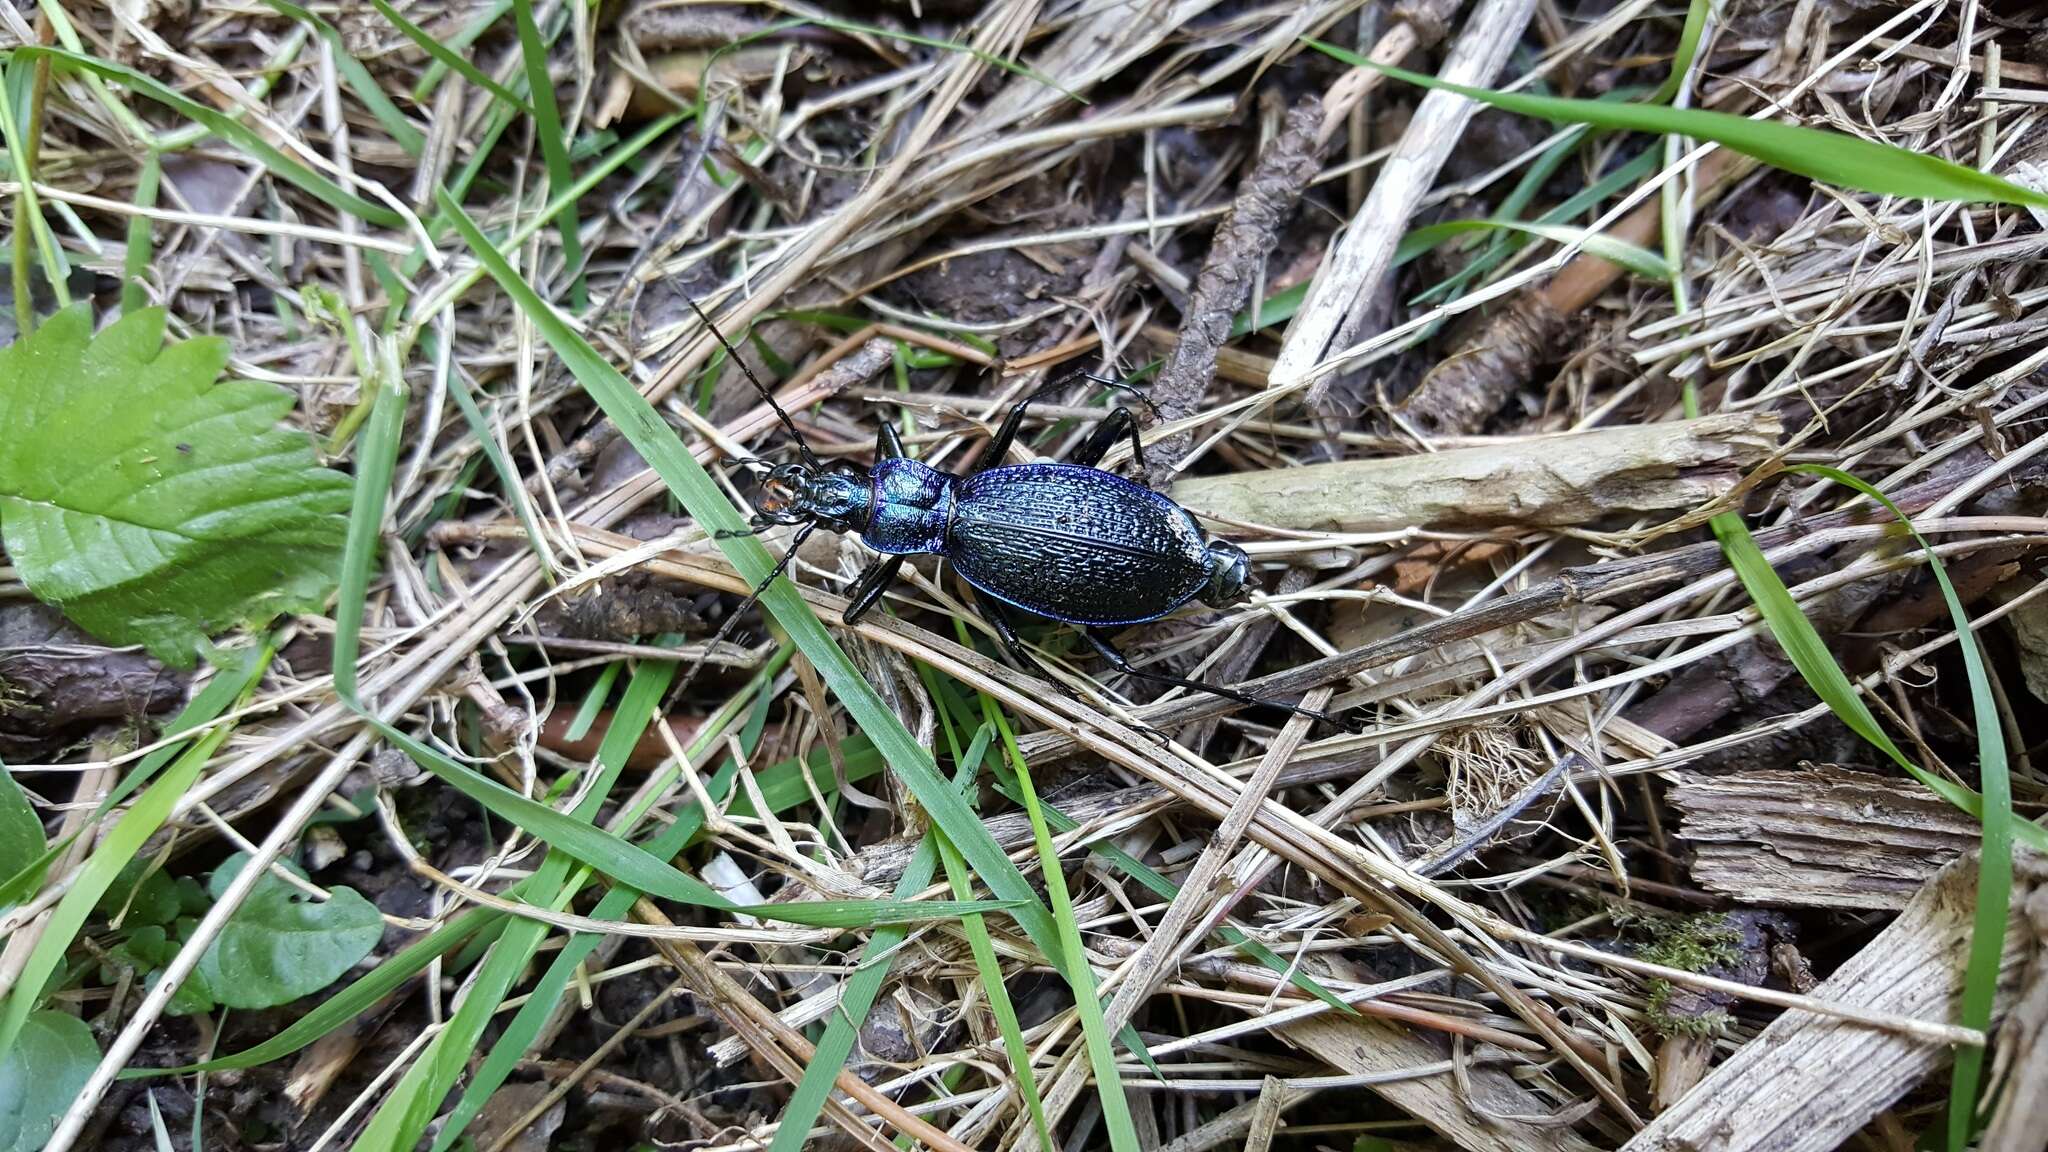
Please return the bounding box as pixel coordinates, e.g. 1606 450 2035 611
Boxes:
0 676 32 717
1636 913 1741 973
1637 913 1743 1039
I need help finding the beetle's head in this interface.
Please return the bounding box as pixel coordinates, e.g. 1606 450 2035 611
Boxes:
755 463 814 523
1198 540 1251 607
753 462 870 533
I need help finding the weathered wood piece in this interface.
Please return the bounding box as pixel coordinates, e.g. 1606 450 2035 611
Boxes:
1622 853 2040 1152
1279 1014 1603 1152
1169 413 1779 533
1669 766 1979 910
1983 876 2048 1152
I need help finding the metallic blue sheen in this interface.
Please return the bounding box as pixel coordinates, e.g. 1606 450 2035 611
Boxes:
855 461 1213 627
861 458 955 555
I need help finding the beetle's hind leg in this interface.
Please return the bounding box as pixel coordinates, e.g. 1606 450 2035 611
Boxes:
974 598 1043 670
1065 406 1145 475
1081 628 1348 729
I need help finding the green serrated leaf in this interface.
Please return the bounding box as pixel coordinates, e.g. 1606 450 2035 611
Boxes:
0 306 351 666
0 1010 97 1152
188 854 385 1013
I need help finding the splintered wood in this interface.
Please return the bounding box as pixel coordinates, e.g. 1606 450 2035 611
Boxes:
1623 855 2043 1152
1280 1014 1603 1152
1669 766 1981 911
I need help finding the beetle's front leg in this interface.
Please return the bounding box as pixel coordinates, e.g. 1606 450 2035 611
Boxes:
841 555 904 625
875 418 907 461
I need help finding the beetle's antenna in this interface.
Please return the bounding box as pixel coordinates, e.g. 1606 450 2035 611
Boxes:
687 297 823 471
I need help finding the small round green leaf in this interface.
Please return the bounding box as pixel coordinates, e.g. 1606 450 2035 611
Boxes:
195 855 384 1011
0 1011 98 1152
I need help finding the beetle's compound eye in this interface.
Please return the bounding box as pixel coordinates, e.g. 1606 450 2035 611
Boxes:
1199 540 1250 607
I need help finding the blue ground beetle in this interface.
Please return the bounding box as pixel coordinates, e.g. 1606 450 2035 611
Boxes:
692 303 1342 727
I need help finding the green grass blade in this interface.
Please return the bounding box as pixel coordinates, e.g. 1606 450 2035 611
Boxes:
920 717 1055 1152
1782 465 2012 1148
413 0 513 101
1651 0 1712 104
0 58 68 314
1302 38 2048 210
443 365 554 573
562 659 620 742
510 0 583 296
369 0 533 115
766 773 957 1152
999 777 1354 1016
0 645 269 908
431 654 788 1151
1414 146 1662 305
426 655 682 1152
935 825 1055 1149
434 190 1068 962
144 665 846 1082
982 698 1138 1152
364 718 1003 925
121 150 161 315
259 0 425 155
1702 501 2041 850
922 653 1352 1017
1396 218 1670 279
12 48 405 226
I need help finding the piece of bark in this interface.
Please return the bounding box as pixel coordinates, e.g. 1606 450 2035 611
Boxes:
1982 877 2048 1152
1622 852 2042 1152
1146 99 1325 487
1399 295 1572 436
1668 766 1980 911
1169 413 1779 532
1279 1013 1602 1152
1398 149 1752 435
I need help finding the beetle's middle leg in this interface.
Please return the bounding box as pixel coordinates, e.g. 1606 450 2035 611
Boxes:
1080 628 1346 728
1065 406 1145 475
969 375 1153 474
841 555 904 625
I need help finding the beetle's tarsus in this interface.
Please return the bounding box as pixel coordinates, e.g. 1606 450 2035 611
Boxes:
978 598 1042 670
